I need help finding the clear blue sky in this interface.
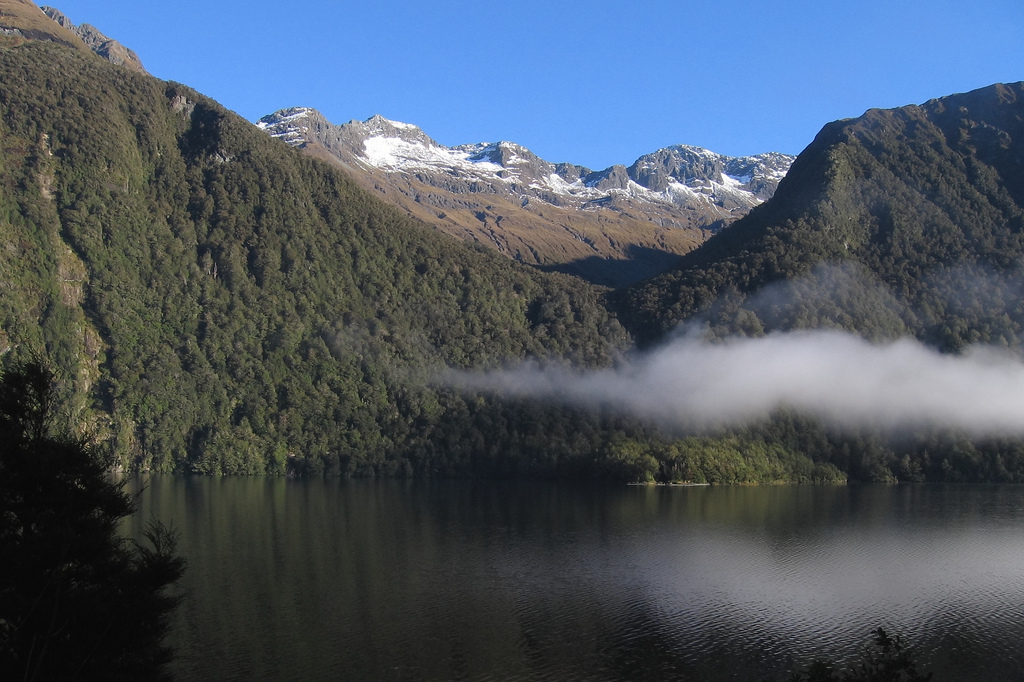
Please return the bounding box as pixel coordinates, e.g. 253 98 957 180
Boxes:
46 0 1024 170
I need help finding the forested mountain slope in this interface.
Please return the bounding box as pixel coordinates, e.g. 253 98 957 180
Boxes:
0 40 634 476
613 82 1024 348
5 25 1024 485
257 108 793 288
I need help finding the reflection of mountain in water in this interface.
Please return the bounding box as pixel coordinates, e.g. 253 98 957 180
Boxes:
130 479 1024 681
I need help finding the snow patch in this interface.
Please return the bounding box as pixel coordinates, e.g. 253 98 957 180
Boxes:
361 135 506 177
722 173 751 187
255 108 794 211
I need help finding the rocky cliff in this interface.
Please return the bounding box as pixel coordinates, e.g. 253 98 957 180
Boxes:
41 6 147 73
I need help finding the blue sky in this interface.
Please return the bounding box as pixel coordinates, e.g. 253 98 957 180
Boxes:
46 0 1024 170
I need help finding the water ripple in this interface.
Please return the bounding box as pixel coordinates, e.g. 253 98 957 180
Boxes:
130 480 1024 682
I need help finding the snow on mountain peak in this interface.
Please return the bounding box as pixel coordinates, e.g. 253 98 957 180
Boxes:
256 108 316 147
255 108 795 214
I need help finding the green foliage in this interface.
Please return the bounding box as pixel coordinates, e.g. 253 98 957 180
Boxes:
613 83 1024 350
605 82 1024 483
0 42 630 478
0 361 186 681
656 434 846 485
599 433 660 482
2 42 1022 485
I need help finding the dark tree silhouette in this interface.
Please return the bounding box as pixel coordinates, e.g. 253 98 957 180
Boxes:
790 628 933 682
0 362 186 681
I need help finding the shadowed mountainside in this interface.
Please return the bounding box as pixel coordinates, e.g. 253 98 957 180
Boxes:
4 5 1024 485
612 82 1024 349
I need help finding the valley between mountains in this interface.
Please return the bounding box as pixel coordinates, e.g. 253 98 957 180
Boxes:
256 107 794 287
3 0 1024 484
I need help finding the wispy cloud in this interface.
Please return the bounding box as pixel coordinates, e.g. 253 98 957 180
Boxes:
443 329 1024 434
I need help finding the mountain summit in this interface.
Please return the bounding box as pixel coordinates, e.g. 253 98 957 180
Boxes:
40 6 147 73
258 109 789 212
0 1 145 72
0 0 90 50
614 82 1024 347
257 108 794 286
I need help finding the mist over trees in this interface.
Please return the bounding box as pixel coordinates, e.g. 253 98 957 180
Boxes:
2 36 1024 484
611 83 1024 350
0 41 634 477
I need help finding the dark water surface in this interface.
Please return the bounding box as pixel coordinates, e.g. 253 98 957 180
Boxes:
125 479 1024 681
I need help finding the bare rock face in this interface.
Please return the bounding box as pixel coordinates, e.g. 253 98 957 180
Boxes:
259 108 792 216
38 5 72 28
41 6 147 73
0 0 90 49
257 108 795 287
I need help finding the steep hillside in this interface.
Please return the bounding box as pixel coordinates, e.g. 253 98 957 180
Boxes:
6 13 1022 485
0 0 90 50
613 82 1024 348
0 39 636 476
257 108 793 287
41 6 147 73
0 1 144 71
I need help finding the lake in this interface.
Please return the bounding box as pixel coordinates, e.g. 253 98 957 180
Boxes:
124 478 1024 681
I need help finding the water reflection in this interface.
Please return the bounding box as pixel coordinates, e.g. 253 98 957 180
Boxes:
125 480 1024 681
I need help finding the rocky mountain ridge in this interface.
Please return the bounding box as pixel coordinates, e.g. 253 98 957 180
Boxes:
613 81 1024 347
40 6 147 74
258 108 791 213
257 107 794 286
3 9 1024 484
0 0 89 50
0 1 146 73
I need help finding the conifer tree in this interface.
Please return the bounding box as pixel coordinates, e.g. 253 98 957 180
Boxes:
0 362 185 681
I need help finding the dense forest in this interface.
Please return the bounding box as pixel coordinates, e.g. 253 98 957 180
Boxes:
3 36 1024 484
605 82 1024 482
612 82 1024 349
0 40 642 477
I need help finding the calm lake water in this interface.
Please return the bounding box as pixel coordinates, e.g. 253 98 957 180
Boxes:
124 478 1024 681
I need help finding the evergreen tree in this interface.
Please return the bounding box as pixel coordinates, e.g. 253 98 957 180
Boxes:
0 362 185 681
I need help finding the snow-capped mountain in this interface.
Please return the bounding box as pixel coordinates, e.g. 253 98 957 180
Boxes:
256 108 795 287
259 108 791 214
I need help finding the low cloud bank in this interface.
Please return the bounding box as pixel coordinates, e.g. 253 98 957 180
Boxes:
443 329 1024 434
